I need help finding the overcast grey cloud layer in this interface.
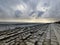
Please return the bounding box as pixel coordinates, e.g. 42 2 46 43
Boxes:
0 0 60 19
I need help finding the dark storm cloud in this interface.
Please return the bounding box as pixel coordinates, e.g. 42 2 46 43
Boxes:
15 10 22 18
0 0 60 19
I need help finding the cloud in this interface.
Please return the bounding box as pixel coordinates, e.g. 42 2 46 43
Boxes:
0 0 60 21
0 0 40 19
41 0 60 18
15 10 22 18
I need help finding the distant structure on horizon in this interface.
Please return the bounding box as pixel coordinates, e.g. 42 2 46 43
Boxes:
54 21 60 23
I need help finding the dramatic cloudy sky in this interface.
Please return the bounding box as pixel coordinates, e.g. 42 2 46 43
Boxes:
0 0 60 23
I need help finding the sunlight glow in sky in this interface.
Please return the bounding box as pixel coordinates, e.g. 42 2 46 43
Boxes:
16 4 28 13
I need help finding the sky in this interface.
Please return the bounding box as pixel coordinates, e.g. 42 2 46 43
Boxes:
0 0 60 23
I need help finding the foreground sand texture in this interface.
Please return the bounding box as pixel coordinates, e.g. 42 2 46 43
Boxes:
0 23 60 45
